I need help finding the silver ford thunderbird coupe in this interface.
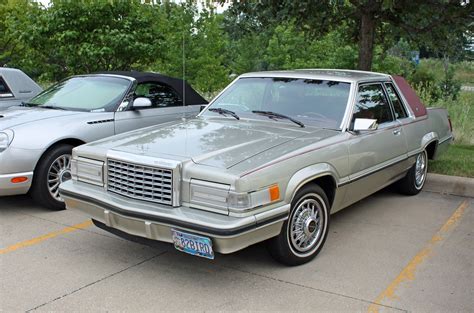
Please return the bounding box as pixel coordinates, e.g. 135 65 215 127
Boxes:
59 70 452 265
0 72 207 210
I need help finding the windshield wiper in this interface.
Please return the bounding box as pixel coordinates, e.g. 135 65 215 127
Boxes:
208 107 240 120
252 110 305 128
20 101 34 107
39 105 66 110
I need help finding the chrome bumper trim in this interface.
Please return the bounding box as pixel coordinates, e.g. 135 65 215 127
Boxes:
59 181 289 253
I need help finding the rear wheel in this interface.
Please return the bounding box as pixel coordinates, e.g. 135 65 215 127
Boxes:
267 184 330 266
398 150 428 195
30 144 73 210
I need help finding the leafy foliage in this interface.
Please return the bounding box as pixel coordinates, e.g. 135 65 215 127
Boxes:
19 1 166 81
222 0 474 70
0 0 472 98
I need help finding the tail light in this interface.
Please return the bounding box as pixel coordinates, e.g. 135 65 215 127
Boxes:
448 116 453 132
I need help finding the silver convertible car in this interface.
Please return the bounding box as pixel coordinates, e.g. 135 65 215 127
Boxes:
0 72 207 209
59 70 452 265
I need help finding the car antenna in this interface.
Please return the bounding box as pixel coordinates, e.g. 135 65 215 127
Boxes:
182 30 186 110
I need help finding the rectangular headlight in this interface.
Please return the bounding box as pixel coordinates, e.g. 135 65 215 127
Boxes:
190 180 230 213
71 157 104 186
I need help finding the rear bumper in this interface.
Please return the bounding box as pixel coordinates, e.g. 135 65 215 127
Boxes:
59 181 289 254
0 172 33 196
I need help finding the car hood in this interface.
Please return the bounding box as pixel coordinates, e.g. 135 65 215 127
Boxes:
106 118 337 169
0 106 81 130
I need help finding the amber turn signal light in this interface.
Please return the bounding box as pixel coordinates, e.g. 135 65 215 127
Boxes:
269 185 280 202
11 176 28 184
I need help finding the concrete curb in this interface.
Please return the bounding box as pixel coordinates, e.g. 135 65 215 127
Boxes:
425 173 474 198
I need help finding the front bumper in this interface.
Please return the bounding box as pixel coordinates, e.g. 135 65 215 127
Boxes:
59 181 290 254
0 172 33 196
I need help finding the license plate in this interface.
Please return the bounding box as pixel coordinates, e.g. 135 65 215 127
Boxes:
171 229 214 259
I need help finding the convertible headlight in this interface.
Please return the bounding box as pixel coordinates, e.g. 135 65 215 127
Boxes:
190 179 280 213
0 129 14 152
71 157 104 186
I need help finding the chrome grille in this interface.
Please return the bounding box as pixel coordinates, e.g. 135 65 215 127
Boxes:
107 159 173 205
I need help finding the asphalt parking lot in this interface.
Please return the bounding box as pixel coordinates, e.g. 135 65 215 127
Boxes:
1 189 472 312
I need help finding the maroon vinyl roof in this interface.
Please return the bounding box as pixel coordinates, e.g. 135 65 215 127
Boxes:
393 76 427 117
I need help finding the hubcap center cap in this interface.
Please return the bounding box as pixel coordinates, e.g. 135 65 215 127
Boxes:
60 170 71 183
304 218 317 237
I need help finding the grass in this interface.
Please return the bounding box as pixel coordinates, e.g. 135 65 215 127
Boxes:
454 61 474 86
429 144 474 178
419 91 474 145
442 91 474 145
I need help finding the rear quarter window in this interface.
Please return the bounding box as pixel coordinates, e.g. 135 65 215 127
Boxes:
0 77 13 98
385 83 408 119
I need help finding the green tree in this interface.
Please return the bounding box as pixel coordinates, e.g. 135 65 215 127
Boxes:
21 0 166 80
150 4 230 94
0 0 39 67
223 0 473 71
264 21 357 70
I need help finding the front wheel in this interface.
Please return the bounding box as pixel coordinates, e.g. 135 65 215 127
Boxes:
398 150 428 195
30 144 73 210
267 184 330 266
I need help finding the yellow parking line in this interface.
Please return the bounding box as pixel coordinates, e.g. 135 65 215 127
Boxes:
367 199 470 313
0 220 93 255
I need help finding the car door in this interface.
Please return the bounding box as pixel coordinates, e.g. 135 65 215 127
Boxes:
343 82 409 207
114 81 195 134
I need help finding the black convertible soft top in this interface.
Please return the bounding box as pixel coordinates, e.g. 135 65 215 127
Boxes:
96 71 208 105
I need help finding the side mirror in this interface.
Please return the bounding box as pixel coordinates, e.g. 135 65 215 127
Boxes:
352 118 378 132
132 97 152 110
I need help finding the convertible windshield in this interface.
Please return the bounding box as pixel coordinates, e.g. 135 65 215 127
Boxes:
204 77 351 129
28 76 131 112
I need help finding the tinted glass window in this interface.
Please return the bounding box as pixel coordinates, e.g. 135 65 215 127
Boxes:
385 83 408 119
354 84 393 124
135 82 182 108
205 77 351 129
0 77 13 97
29 76 131 111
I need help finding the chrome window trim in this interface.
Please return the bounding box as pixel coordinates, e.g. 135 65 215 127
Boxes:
346 81 395 130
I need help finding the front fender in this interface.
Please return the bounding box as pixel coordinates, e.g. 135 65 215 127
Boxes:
284 163 339 203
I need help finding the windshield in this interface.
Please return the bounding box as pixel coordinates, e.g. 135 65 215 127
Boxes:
204 77 351 129
28 76 131 112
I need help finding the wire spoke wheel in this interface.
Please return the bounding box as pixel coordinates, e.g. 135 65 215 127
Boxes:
267 184 330 265
47 154 71 201
415 151 427 189
288 193 327 257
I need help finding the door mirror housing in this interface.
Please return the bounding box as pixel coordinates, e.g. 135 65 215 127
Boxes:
352 118 378 132
132 97 152 109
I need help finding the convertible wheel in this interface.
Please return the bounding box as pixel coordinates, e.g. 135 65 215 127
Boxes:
267 184 330 266
398 150 428 195
30 144 74 210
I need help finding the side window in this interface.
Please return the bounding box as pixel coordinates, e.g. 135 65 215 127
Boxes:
354 84 393 124
135 82 182 108
0 77 14 98
385 83 408 119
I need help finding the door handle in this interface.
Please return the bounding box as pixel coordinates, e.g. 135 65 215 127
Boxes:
393 129 401 135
